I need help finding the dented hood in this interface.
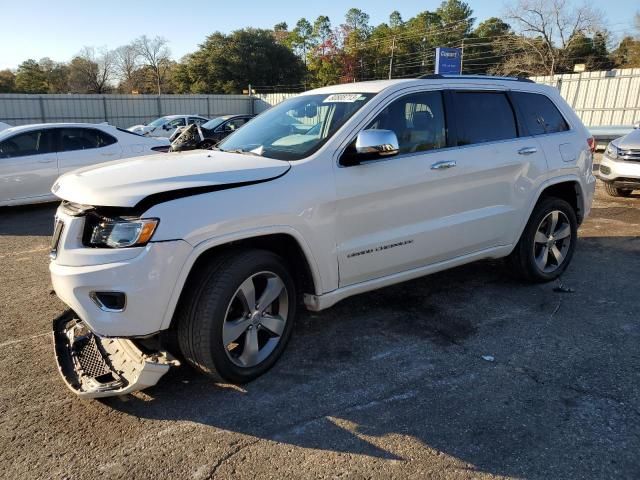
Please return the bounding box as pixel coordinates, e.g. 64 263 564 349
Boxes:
53 150 290 209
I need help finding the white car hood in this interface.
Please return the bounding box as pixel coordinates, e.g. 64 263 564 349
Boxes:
53 150 290 209
616 128 640 150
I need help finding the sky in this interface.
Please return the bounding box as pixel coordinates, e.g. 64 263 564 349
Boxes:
0 0 637 70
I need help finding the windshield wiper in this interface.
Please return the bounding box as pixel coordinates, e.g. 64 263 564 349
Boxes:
220 148 262 157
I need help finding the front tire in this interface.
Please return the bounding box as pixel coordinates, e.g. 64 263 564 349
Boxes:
508 197 578 282
603 182 633 197
177 250 297 383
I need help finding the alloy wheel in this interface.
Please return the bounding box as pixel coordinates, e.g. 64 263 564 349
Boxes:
533 210 572 274
222 271 289 368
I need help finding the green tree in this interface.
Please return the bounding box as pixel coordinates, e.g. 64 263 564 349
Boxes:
289 18 315 65
177 28 306 93
612 36 640 68
39 57 70 93
0 69 16 93
14 59 47 93
464 17 511 74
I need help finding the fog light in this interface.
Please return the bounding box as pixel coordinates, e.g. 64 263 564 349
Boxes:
599 165 611 175
90 292 126 312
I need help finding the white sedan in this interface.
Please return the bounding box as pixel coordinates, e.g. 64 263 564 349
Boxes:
0 123 170 206
127 115 209 138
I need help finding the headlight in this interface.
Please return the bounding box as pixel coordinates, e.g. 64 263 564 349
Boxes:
87 218 159 248
605 142 619 159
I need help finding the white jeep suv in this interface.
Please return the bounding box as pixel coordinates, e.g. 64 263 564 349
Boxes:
49 76 596 398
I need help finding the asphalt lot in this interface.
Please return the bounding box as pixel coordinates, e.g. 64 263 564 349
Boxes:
1 163 639 479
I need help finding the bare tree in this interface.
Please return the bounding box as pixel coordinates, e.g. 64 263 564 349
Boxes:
503 0 601 75
134 36 171 95
114 44 140 93
68 46 115 93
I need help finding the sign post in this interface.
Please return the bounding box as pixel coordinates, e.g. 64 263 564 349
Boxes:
435 47 462 75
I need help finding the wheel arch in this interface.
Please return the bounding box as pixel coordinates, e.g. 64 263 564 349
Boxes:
511 176 585 253
160 228 322 331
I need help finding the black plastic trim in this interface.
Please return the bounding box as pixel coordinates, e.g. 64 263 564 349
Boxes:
131 166 290 214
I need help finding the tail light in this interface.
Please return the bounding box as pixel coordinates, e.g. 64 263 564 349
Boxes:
587 136 596 153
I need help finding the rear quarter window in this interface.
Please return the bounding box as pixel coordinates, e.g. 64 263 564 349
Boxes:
453 92 518 145
512 91 569 135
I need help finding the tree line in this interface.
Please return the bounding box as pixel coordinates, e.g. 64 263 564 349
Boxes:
1 0 639 95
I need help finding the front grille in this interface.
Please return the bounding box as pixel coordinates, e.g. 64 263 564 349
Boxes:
74 335 112 378
619 148 640 161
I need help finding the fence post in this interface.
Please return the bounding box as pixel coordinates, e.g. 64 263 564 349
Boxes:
102 96 109 124
38 96 46 123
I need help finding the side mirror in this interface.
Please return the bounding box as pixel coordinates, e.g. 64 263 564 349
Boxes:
341 129 399 166
633 121 640 129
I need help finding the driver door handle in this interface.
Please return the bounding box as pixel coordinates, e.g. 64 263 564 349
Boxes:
431 160 457 170
518 146 538 155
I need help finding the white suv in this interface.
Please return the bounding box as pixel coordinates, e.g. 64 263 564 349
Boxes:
597 124 640 197
49 76 596 398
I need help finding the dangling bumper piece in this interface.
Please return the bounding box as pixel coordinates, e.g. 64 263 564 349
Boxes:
53 310 179 398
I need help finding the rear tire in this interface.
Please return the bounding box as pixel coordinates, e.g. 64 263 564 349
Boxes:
507 197 577 282
603 182 632 197
176 249 297 383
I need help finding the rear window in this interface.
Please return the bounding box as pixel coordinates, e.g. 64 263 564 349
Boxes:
454 92 517 145
512 92 569 135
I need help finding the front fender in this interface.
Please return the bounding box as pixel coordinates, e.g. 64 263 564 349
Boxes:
157 225 323 331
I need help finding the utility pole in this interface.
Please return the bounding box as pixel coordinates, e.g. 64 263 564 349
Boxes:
388 36 396 80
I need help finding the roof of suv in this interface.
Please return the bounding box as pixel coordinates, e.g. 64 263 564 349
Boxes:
305 75 549 95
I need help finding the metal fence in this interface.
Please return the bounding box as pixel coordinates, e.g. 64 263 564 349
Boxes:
0 94 263 128
531 68 640 127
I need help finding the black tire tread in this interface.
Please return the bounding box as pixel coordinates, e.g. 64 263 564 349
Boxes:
507 196 577 283
603 182 632 197
176 249 294 382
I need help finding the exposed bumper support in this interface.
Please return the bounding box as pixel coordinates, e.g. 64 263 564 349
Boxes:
53 311 179 398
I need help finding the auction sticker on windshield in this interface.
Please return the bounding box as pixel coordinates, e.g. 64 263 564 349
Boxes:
324 93 367 103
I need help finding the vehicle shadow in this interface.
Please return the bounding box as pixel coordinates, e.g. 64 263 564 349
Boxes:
0 202 58 236
106 236 640 478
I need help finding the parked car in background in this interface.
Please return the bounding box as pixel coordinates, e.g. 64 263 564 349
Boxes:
128 115 209 138
169 114 255 151
49 76 595 398
0 123 169 206
0 122 11 132
598 122 640 196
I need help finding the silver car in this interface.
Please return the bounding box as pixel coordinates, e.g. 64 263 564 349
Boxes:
598 121 640 197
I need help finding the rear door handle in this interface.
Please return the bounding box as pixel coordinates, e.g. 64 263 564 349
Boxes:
431 160 457 170
37 159 55 164
518 147 538 155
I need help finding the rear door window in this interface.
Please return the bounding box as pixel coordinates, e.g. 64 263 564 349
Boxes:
453 92 517 145
0 129 55 158
58 128 117 152
366 91 447 155
512 92 569 135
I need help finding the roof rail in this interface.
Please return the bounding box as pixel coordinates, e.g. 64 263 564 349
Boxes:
417 74 534 83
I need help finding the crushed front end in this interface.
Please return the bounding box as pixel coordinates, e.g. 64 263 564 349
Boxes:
53 310 179 398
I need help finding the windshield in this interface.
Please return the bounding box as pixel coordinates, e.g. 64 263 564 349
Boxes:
148 117 169 127
202 117 227 130
217 93 374 160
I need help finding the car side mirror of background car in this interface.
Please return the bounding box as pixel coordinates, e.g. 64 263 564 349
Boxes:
633 120 640 129
340 129 400 166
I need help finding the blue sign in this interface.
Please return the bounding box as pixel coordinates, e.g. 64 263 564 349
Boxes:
435 47 462 75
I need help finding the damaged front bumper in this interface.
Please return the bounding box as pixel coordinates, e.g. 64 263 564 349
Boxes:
53 310 179 398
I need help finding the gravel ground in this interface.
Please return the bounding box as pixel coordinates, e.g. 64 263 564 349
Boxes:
1 166 639 479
